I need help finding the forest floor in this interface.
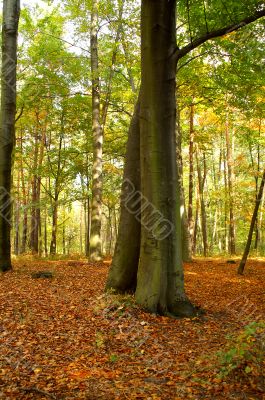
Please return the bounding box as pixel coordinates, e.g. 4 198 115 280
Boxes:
0 257 264 400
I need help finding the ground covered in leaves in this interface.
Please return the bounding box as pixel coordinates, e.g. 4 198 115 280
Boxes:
0 257 264 399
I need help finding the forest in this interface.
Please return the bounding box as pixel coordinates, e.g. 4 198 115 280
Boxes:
0 0 264 399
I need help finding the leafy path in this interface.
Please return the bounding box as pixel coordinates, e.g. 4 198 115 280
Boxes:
0 258 264 399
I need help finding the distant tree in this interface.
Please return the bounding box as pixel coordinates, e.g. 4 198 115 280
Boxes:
89 0 103 261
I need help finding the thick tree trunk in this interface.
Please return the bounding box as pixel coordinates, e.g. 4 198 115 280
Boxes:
89 0 103 261
238 169 265 275
135 0 195 316
106 98 141 292
0 0 20 272
106 0 264 317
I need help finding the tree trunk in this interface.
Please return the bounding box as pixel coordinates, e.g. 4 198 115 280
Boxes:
193 188 199 254
62 217 66 255
196 148 208 256
176 97 192 262
20 133 28 254
238 169 265 275
135 0 195 316
44 200 48 257
188 103 195 251
101 0 125 131
0 0 20 272
14 192 20 255
105 0 265 317
50 196 58 255
105 98 141 292
85 197 90 257
225 115 236 255
89 0 103 261
121 29 137 94
30 126 39 253
80 205 83 254
36 124 45 257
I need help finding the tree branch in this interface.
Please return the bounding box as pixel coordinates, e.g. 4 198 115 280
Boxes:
176 9 265 60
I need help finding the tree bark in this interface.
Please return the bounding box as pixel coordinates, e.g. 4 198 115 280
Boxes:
89 0 103 261
176 96 192 262
101 0 125 131
30 127 39 253
0 0 20 272
105 98 141 292
106 0 263 318
225 114 236 255
49 196 58 255
135 0 195 316
86 197 90 256
20 132 28 254
188 103 195 249
196 148 208 256
14 172 20 255
238 169 265 275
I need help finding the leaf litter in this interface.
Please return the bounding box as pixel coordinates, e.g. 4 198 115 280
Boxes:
0 258 264 399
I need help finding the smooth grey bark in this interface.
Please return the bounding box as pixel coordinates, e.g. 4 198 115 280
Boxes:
0 0 20 272
238 169 265 275
106 98 141 292
89 0 103 261
106 0 265 317
135 0 195 316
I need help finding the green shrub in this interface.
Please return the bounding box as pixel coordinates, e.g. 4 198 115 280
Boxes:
217 321 265 381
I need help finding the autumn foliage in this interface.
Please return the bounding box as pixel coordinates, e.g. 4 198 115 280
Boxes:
0 258 264 399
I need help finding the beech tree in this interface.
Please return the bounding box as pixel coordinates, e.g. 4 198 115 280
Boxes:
0 0 20 272
106 0 265 317
89 0 103 261
89 0 126 261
